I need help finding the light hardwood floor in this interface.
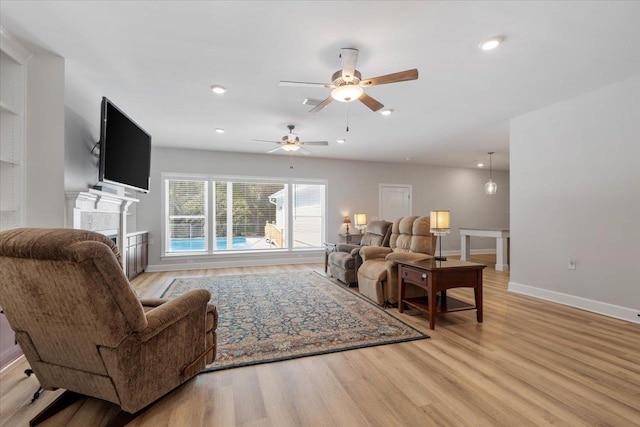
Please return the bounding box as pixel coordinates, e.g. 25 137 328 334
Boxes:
1 255 639 426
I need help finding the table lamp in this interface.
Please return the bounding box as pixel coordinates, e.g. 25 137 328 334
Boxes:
430 210 450 261
354 213 367 233
343 215 351 235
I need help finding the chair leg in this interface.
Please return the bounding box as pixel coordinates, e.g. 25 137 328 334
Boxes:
31 386 44 403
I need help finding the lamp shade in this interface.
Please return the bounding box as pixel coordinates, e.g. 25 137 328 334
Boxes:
430 210 451 234
343 216 351 224
354 213 367 227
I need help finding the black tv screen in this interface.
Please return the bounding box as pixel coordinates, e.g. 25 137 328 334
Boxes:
98 97 151 193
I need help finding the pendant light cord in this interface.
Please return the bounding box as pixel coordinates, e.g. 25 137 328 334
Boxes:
488 151 494 179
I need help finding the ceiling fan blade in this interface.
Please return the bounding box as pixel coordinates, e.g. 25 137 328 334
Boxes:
359 69 419 87
253 139 281 144
266 146 283 154
303 98 323 106
308 96 333 113
302 141 329 146
298 147 312 155
279 80 334 88
340 48 359 82
359 93 384 112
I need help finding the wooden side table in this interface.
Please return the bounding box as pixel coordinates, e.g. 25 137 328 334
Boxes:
397 259 485 329
323 242 336 273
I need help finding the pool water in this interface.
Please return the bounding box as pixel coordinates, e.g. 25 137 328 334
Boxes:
169 237 252 251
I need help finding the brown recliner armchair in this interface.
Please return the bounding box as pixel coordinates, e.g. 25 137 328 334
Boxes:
0 228 217 425
357 216 436 306
328 220 392 286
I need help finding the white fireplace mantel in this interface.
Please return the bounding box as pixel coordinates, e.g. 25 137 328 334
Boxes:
65 188 139 271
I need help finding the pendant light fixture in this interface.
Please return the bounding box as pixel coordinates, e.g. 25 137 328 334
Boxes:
485 152 497 195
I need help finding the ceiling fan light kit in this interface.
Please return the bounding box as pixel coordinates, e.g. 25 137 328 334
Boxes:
281 144 300 152
331 84 364 102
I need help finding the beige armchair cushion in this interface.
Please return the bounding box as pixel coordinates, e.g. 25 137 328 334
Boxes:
385 251 433 268
359 245 392 262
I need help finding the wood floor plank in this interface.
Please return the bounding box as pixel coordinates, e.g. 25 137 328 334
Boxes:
2 258 639 426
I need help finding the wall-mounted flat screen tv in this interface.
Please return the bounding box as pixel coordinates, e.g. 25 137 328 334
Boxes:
98 97 151 193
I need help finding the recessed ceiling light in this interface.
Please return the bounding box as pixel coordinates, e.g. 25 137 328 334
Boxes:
479 35 505 51
380 109 393 116
477 162 484 167
210 85 227 94
215 128 225 134
336 139 346 144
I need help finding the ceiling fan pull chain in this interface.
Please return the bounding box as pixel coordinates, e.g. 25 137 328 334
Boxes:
346 103 350 132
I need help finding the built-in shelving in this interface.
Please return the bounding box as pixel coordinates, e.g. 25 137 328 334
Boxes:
0 27 30 233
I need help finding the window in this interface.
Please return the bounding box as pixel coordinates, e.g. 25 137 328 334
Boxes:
163 175 326 254
166 179 208 253
292 184 325 248
214 180 287 250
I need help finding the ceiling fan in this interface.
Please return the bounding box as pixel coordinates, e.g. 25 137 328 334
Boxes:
253 125 328 154
280 48 418 113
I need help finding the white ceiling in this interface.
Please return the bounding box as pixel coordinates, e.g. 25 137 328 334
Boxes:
2 1 639 171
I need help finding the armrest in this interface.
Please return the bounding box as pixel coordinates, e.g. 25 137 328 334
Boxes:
137 289 211 342
385 252 433 268
360 246 392 262
139 298 169 308
336 243 360 253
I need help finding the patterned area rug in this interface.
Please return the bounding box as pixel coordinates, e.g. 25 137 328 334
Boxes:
161 271 429 372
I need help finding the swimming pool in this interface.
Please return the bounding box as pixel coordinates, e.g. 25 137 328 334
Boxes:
169 237 253 252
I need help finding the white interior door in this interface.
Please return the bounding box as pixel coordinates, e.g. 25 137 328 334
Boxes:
379 184 412 222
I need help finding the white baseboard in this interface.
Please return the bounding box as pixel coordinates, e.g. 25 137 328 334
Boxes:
509 281 640 324
147 251 323 272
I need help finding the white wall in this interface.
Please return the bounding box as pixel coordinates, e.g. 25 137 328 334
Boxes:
25 53 65 227
139 147 509 270
510 76 640 323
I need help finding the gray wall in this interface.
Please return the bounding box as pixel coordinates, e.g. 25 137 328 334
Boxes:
138 147 509 269
64 104 100 192
510 76 640 323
